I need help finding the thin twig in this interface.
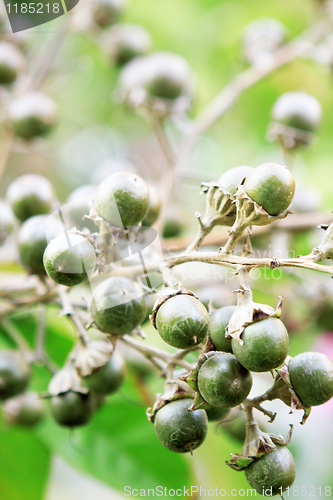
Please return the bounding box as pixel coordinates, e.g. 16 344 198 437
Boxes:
0 317 31 355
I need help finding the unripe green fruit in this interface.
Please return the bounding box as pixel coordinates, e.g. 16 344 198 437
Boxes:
289 352 333 407
93 0 125 27
83 352 126 395
50 390 95 427
94 172 149 228
43 233 97 287
272 91 322 133
162 215 183 238
218 166 254 195
155 295 209 349
0 350 31 400
244 163 295 216
103 23 152 66
245 446 296 496
6 174 55 222
8 91 57 140
242 18 286 65
154 398 208 453
2 392 45 427
67 184 97 232
0 200 16 244
231 317 289 372
205 406 230 422
142 186 162 227
0 41 24 84
197 353 252 408
91 276 147 334
209 305 236 353
18 214 63 275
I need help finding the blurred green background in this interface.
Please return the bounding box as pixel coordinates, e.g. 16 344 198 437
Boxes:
2 0 333 498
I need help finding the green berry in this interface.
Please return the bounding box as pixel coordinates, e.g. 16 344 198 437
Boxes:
43 233 96 287
245 446 296 496
91 276 147 335
231 317 289 372
50 390 95 427
0 350 31 400
197 353 252 408
0 200 16 244
8 91 57 140
205 406 230 422
142 185 162 227
18 214 63 275
103 23 152 66
289 352 333 407
154 398 208 453
244 163 295 216
0 41 24 84
218 166 254 195
6 174 55 222
2 392 45 427
67 184 97 232
83 352 126 395
93 0 125 27
155 294 209 349
272 91 322 133
94 172 149 228
209 305 236 353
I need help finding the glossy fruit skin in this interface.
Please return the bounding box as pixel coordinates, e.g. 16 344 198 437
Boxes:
197 353 252 408
103 23 152 66
205 406 230 422
94 172 149 228
142 185 162 227
0 350 31 400
289 352 333 407
6 174 55 222
8 91 57 140
209 305 236 353
93 0 125 27
18 215 63 275
231 317 289 372
91 276 147 335
244 163 295 216
154 398 208 453
156 295 209 349
44 233 97 287
272 91 322 133
245 445 296 496
83 352 126 395
0 41 24 84
218 166 254 195
67 184 97 232
50 390 95 427
2 392 45 427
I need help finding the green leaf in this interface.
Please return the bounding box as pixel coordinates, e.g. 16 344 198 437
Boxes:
37 396 192 492
0 422 51 500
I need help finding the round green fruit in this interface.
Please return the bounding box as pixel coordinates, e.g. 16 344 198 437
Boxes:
43 233 97 287
94 172 149 228
155 294 209 349
245 445 296 496
142 185 162 227
0 41 24 84
50 390 95 427
103 23 152 66
91 276 147 335
289 352 333 407
154 398 208 453
6 174 55 222
197 353 252 408
242 18 286 65
8 91 57 140
83 352 126 395
2 392 45 427
92 0 125 27
244 163 295 216
0 350 31 400
272 91 322 133
0 200 16 244
205 406 230 422
18 214 63 275
231 317 289 372
67 184 97 232
218 166 254 195
209 305 236 353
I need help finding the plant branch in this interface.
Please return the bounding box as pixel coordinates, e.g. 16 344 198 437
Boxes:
59 289 90 345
